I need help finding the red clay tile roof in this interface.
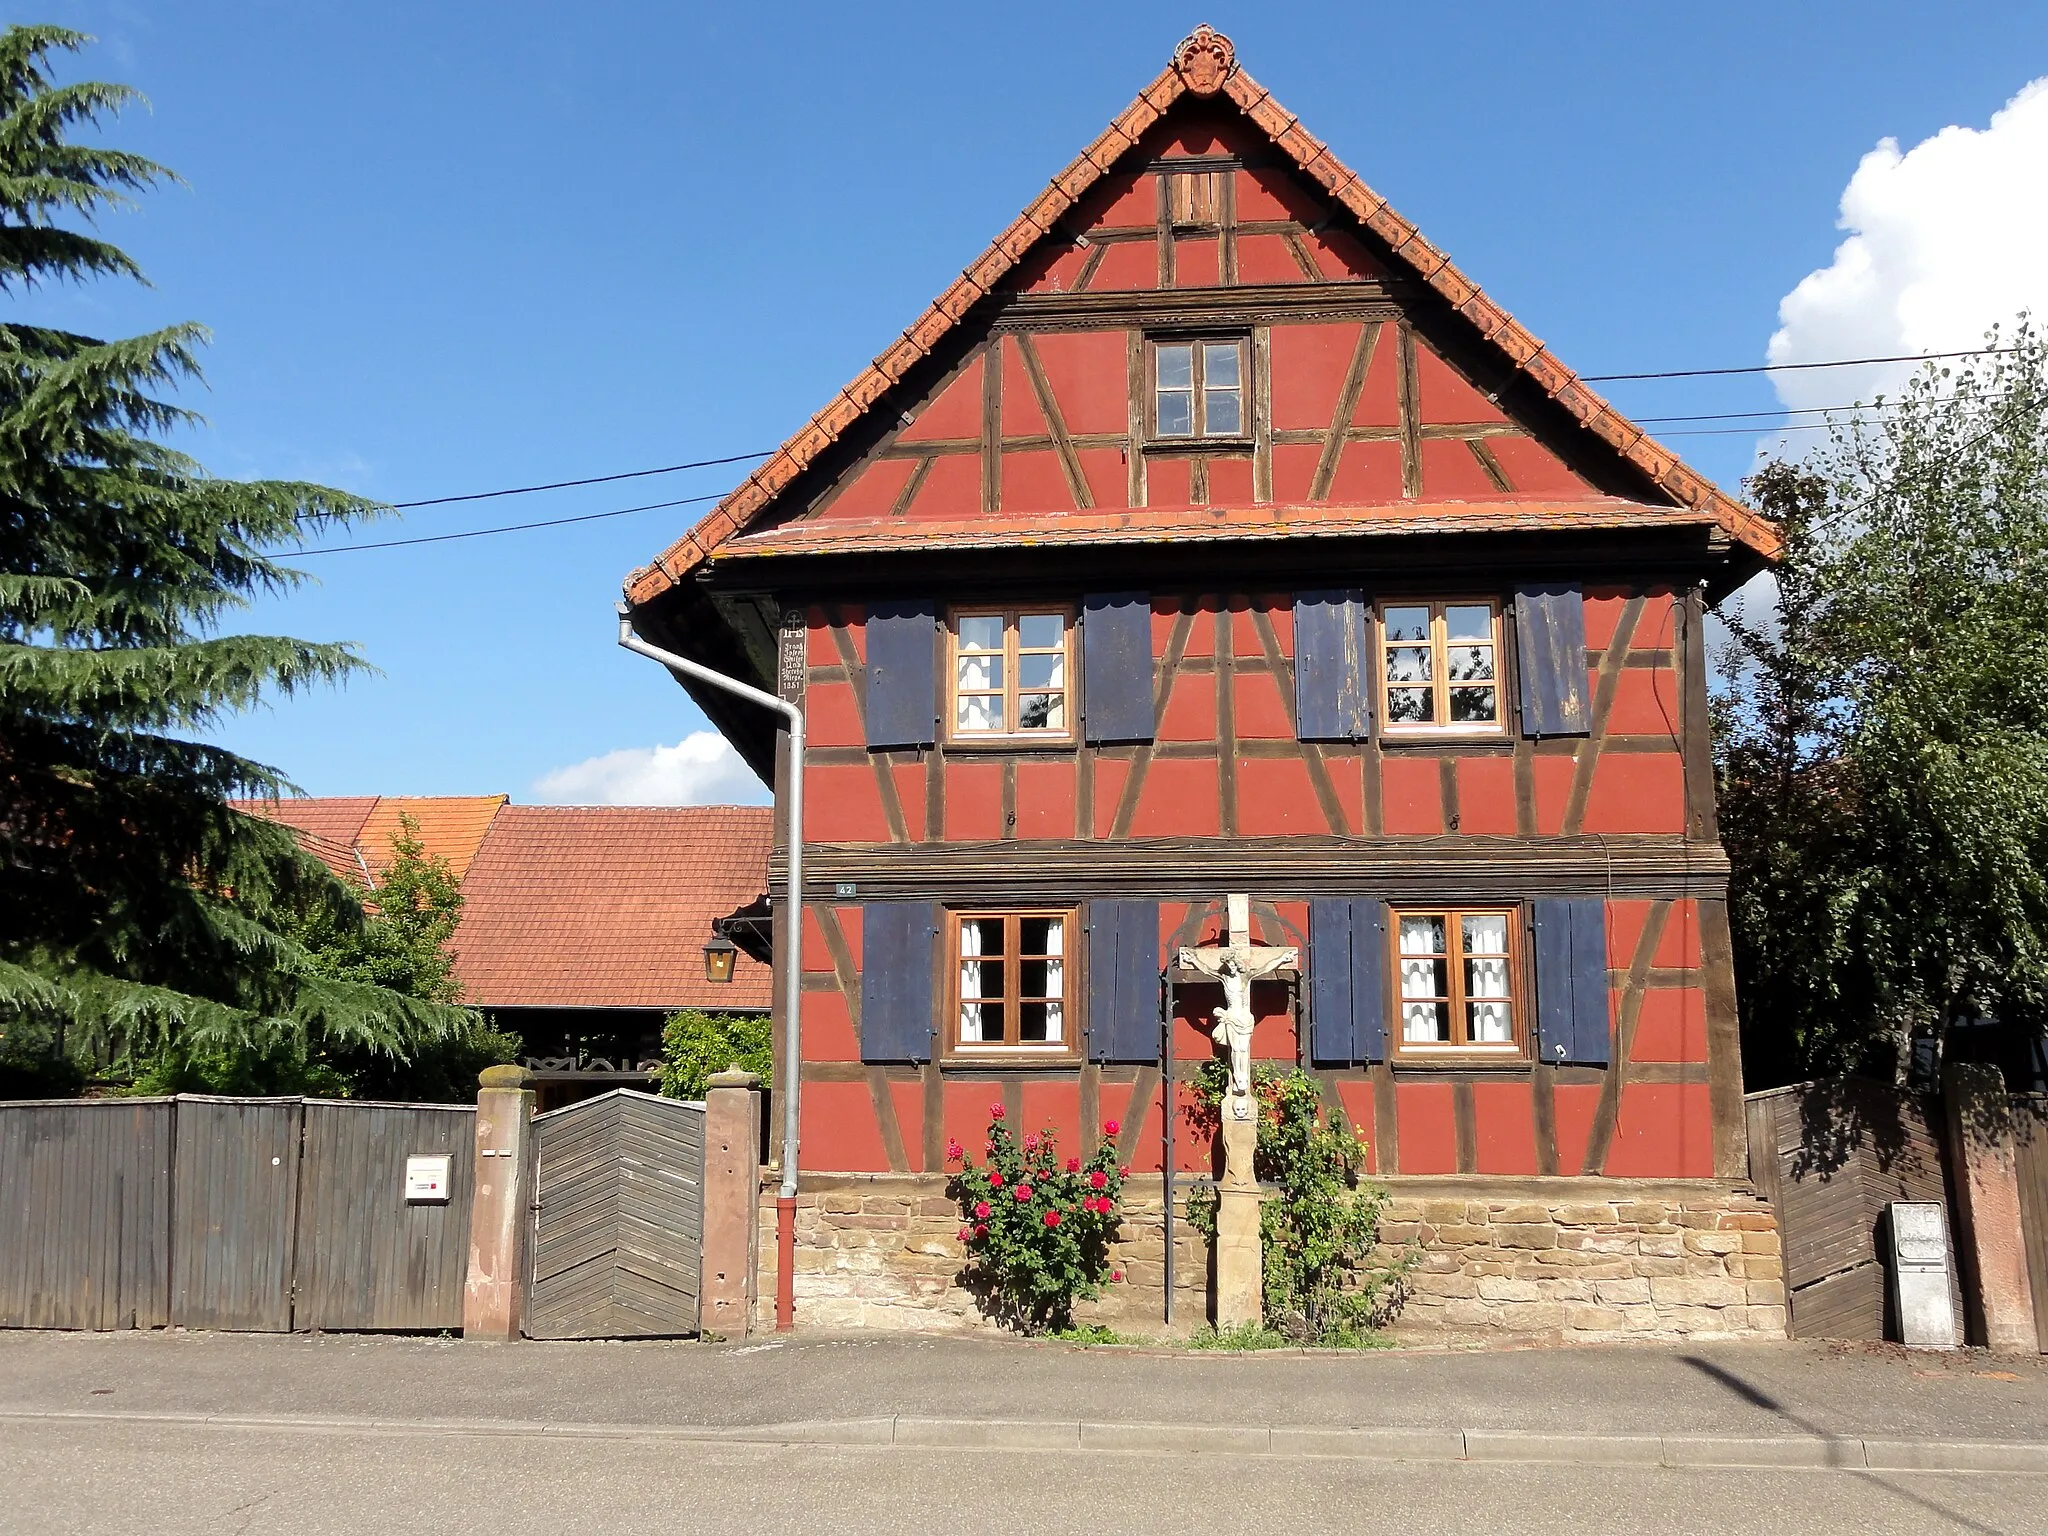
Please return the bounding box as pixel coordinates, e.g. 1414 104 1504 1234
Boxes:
448 806 772 1011
240 795 507 884
236 797 773 1011
625 25 1777 608
715 496 1719 560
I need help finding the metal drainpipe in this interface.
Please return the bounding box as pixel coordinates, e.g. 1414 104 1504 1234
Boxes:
617 604 805 1332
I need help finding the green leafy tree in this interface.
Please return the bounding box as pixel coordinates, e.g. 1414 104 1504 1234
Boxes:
653 1007 771 1100
1717 323 2048 1083
0 25 466 1095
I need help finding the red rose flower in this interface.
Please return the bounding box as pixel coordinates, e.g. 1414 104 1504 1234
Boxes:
973 1200 991 1220
1119 1165 1132 1179
1023 1133 1040 1152
989 1101 1005 1120
974 1223 987 1237
1089 1170 1107 1190
1066 1157 1081 1173
1043 1210 1061 1227
1111 1270 1124 1283
1015 1183 1033 1201
989 1171 1004 1189
1103 1119 1121 1136
958 1226 972 1241
945 1139 964 1163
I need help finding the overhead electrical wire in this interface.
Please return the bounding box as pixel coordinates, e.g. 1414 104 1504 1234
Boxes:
285 341 2036 556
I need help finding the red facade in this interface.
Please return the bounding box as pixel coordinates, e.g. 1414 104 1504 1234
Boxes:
625 31 1773 1201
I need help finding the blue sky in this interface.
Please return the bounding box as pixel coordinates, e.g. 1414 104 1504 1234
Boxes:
25 2 2048 802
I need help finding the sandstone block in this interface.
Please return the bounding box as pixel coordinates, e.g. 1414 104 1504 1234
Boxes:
1494 1224 1559 1250
1593 1277 1652 1305
1746 1281 1786 1305
1477 1276 1544 1302
1443 1299 1497 1328
1747 1305 1789 1334
1434 1224 1491 1246
1410 1271 1479 1299
1554 1204 1621 1226
916 1198 957 1217
1383 1200 1424 1222
1565 1304 1628 1330
819 1194 863 1215
1741 1232 1782 1255
1638 1256 1686 1276
1491 1203 1552 1225
1638 1234 1683 1258
1720 1212 1777 1231
1617 1201 1669 1225
1649 1276 1746 1308
1745 1255 1783 1282
1491 1301 1565 1332
1685 1232 1743 1256
1421 1200 1471 1225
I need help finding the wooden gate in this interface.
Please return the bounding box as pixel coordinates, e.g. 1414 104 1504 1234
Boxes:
1746 1079 1960 1340
528 1090 705 1339
0 1099 174 1330
0 1095 474 1333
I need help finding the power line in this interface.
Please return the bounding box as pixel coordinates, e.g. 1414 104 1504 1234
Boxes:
291 492 727 556
1583 344 2017 384
387 451 773 509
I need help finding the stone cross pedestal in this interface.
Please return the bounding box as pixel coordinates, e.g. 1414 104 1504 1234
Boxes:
1179 895 1297 1330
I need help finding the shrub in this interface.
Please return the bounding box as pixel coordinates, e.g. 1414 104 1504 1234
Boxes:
948 1105 1127 1334
1184 1059 1414 1341
654 1008 771 1099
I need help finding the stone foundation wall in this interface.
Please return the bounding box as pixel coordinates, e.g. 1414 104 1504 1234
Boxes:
1377 1181 1786 1343
755 1174 1786 1343
754 1174 1204 1333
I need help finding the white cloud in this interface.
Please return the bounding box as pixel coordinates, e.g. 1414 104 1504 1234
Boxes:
532 732 768 807
1768 77 2048 413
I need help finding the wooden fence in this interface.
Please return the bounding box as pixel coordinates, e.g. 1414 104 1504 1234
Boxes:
0 1095 473 1333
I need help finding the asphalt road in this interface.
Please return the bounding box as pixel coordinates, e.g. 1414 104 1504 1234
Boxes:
7 1415 2041 1536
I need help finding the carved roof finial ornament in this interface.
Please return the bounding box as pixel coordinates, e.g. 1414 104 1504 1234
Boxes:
1173 24 1236 95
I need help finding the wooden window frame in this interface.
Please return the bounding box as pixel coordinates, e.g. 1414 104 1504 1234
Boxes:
1146 335 1251 446
943 907 1082 1064
943 604 1078 747
1388 905 1528 1061
1377 598 1507 737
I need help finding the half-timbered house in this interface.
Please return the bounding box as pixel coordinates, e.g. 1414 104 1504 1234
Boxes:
622 27 1788 1339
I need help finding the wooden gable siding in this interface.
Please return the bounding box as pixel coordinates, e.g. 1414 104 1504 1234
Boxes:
797 586 1689 849
789 894 1716 1181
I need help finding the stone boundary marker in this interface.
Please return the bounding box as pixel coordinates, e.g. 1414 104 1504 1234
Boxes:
5 1409 2046 1473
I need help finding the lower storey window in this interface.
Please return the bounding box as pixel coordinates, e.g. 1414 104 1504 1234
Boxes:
1396 909 1518 1054
950 909 1075 1059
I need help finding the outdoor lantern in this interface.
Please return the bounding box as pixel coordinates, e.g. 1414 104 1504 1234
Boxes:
702 934 738 984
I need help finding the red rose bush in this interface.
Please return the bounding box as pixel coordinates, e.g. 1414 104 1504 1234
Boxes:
947 1103 1127 1333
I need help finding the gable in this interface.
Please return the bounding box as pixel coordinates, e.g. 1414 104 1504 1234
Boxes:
626 25 1776 608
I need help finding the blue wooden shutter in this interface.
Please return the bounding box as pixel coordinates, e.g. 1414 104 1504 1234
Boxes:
1531 898 1610 1065
1514 585 1592 737
1309 897 1388 1066
1082 593 1154 744
1088 900 1159 1063
860 901 936 1062
1295 591 1372 741
865 600 937 749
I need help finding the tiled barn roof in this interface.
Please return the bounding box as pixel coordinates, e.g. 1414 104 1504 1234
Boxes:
625 25 1777 608
237 797 773 1012
451 806 772 1012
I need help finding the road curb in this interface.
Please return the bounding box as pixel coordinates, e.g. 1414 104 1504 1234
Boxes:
4 1408 2044 1472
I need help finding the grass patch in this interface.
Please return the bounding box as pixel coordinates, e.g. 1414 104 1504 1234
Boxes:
1185 1321 1393 1351
1049 1324 1147 1346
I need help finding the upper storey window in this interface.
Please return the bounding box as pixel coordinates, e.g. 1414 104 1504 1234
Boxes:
949 607 1074 741
1152 339 1245 440
1381 600 1503 734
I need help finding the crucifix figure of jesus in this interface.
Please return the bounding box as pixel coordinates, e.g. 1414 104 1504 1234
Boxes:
1179 895 1298 1120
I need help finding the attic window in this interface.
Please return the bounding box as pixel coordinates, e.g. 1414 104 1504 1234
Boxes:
1167 170 1221 227
1151 338 1247 440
